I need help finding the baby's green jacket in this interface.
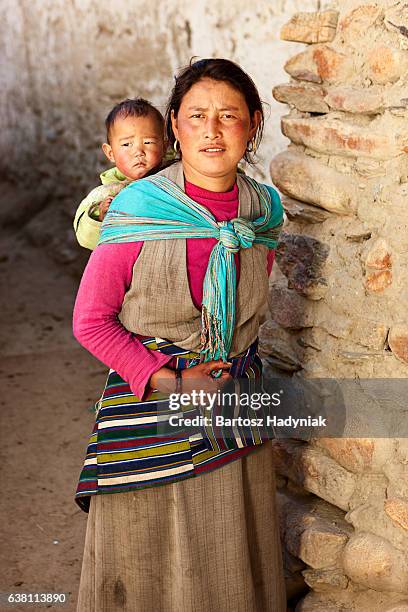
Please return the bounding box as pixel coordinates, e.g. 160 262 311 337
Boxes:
73 167 130 251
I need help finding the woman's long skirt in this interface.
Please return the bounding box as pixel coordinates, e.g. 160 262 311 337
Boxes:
76 440 286 612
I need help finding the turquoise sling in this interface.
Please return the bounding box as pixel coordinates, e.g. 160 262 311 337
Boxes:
99 174 283 363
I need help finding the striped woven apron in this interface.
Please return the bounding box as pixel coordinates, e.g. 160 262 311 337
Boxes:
75 337 267 512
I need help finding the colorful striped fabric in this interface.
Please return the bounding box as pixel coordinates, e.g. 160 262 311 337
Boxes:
75 337 267 513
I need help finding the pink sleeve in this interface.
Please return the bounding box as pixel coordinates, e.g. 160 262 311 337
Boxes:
267 249 275 276
72 242 172 399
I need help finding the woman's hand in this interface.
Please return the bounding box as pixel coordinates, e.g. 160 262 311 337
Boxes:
149 360 233 395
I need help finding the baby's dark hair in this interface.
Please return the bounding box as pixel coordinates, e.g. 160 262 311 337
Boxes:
105 98 164 143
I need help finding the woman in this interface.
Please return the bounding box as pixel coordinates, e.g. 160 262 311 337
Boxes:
74 58 286 612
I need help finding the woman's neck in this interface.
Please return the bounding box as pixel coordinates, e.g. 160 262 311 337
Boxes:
181 160 237 192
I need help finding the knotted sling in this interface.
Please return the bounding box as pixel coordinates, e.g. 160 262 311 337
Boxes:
99 173 283 363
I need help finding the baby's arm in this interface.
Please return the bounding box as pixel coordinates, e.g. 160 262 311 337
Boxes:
98 196 114 221
73 183 124 251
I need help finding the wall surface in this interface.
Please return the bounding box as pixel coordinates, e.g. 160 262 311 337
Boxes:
0 0 335 227
266 1 408 609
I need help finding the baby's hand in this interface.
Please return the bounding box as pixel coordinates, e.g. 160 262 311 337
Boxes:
99 196 113 221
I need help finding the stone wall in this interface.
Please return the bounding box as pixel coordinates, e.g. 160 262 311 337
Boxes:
265 2 408 610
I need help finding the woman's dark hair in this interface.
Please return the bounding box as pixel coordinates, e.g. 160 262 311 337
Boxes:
165 58 264 165
105 97 164 143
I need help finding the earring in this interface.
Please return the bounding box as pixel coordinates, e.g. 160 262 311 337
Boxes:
247 138 257 153
173 139 179 153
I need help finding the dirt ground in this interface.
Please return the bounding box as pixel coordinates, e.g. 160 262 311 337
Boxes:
0 231 107 611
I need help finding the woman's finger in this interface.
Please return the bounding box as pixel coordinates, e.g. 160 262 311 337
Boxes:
218 371 232 379
205 360 232 372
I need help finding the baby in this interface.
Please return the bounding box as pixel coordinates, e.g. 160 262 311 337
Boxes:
74 97 166 250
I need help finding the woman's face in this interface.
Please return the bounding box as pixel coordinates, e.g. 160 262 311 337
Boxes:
171 78 261 190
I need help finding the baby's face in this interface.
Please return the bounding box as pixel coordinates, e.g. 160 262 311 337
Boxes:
103 114 164 180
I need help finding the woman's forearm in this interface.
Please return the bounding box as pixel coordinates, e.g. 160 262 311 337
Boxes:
72 242 172 399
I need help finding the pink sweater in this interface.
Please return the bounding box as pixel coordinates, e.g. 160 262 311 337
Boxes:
73 180 275 399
